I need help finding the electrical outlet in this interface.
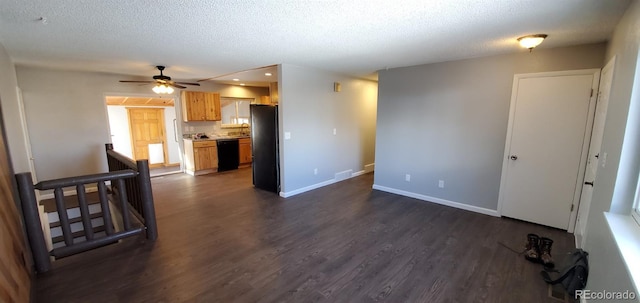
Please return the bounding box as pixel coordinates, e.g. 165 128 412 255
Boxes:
284 132 291 140
333 128 337 135
438 180 445 188
405 174 411 182
314 168 318 175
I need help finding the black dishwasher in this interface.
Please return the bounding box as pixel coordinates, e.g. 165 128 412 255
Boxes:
217 139 239 171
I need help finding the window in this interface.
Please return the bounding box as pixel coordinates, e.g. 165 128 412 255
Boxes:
220 97 253 127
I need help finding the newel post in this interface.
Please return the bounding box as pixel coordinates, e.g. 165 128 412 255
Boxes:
136 159 158 241
15 172 51 273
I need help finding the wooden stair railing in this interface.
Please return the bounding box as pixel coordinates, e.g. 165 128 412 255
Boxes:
16 146 158 273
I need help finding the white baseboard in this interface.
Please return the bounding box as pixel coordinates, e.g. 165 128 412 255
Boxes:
39 185 99 201
364 163 375 173
335 169 353 182
371 184 499 217
352 170 366 177
280 163 375 198
352 163 375 177
280 179 335 198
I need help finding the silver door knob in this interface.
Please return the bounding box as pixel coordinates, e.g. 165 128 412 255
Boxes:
510 155 518 160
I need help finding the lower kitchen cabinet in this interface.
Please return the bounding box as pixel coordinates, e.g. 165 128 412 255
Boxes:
239 138 252 166
184 139 218 175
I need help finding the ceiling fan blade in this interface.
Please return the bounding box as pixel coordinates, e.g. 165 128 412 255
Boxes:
120 80 154 83
175 82 201 86
168 83 187 89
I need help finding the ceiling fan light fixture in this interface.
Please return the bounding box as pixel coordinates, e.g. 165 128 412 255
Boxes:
153 84 174 94
517 34 548 51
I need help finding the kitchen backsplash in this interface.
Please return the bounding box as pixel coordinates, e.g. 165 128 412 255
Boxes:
182 121 249 138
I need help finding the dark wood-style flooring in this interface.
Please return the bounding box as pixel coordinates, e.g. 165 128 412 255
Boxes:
36 168 574 302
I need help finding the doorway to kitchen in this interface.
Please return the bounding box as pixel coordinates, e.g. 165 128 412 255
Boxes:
105 96 182 176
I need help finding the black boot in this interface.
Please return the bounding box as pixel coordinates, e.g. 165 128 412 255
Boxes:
539 237 554 268
525 233 540 263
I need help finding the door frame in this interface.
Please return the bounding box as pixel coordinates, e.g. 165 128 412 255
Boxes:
497 69 601 231
103 92 184 172
575 57 616 244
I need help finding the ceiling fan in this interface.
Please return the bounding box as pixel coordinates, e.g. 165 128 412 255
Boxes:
119 65 200 94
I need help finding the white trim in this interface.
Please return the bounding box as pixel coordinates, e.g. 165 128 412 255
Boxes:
576 56 616 246
39 185 99 201
364 163 375 173
575 234 582 249
279 164 375 198
372 184 500 217
16 86 38 182
633 179 640 226
497 68 601 232
569 69 601 232
604 212 640 293
353 163 375 177
335 169 353 182
280 179 335 198
351 170 366 177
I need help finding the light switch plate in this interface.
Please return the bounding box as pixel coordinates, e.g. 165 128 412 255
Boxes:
284 132 291 140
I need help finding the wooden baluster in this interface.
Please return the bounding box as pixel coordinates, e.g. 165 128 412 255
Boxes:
98 181 115 235
54 188 73 246
76 184 94 241
116 178 131 230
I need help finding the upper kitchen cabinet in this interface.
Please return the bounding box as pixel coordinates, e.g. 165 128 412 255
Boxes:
181 91 221 121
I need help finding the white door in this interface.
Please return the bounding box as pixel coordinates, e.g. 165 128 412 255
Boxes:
499 70 600 230
575 58 615 242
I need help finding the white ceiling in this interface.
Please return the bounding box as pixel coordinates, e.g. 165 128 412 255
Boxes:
0 0 631 83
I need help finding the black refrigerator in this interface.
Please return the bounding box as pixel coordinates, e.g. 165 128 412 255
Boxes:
250 104 280 193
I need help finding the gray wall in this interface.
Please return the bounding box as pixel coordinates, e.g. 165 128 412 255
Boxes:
0 42 30 174
375 43 606 211
14 65 267 181
584 0 640 297
279 64 377 195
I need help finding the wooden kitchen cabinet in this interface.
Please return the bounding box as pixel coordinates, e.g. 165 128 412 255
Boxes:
181 91 221 121
239 138 252 166
259 96 271 105
184 139 218 175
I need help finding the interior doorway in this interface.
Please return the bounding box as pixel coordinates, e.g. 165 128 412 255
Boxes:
105 96 182 176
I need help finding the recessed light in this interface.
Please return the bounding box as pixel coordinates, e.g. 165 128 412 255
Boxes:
240 83 246 86
233 78 239 81
265 73 272 76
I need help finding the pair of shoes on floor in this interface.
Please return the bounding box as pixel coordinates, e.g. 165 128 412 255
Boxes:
525 233 555 268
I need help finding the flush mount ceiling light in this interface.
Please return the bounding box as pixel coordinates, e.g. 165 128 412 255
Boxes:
152 84 174 94
517 34 548 52
265 73 272 76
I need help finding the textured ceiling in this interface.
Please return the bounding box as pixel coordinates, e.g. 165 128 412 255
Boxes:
0 0 631 82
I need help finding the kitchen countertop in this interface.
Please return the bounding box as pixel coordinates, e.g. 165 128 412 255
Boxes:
185 135 251 141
